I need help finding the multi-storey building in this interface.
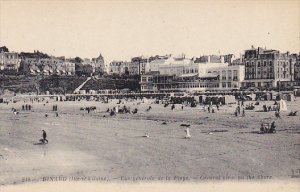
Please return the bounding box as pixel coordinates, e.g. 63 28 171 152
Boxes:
242 46 294 89
107 61 125 75
194 54 235 64
175 64 244 92
140 72 177 92
293 54 300 81
131 56 148 75
144 54 198 76
0 51 21 71
20 57 75 76
107 60 140 76
91 54 105 73
140 63 245 92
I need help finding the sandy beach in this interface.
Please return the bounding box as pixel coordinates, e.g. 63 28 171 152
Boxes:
0 98 299 185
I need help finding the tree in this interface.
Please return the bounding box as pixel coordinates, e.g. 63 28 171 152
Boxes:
75 57 83 64
0 46 9 52
82 64 93 76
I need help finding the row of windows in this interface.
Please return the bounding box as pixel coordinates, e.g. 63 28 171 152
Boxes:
246 60 290 67
246 69 274 73
246 61 273 67
277 74 290 78
0 55 18 59
179 83 219 88
246 74 274 79
182 69 198 74
142 82 238 89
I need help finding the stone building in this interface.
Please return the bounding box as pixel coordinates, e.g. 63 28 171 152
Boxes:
91 53 105 74
0 51 21 71
242 46 294 89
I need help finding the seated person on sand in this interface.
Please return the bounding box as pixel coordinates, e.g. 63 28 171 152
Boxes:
269 121 276 133
260 123 265 133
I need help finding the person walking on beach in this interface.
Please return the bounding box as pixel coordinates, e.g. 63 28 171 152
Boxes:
42 130 48 143
171 104 175 110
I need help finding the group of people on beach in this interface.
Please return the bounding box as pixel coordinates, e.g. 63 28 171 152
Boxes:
260 121 276 134
234 105 245 117
21 104 32 111
5 94 297 146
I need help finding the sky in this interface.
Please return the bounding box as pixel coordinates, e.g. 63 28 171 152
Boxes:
0 0 299 63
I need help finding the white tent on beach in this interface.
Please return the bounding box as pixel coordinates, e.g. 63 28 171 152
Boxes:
279 99 288 112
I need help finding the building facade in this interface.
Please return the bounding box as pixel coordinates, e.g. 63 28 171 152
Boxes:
131 56 148 75
145 54 198 76
0 51 21 71
140 72 177 92
293 54 300 81
140 64 245 92
91 54 105 73
242 46 294 89
20 57 75 76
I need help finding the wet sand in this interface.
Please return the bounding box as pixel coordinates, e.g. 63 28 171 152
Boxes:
0 98 299 185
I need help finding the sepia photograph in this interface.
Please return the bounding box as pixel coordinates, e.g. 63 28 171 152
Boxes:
0 0 299 191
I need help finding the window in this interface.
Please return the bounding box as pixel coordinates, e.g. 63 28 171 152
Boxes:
233 70 238 81
228 70 232 80
227 82 231 87
222 82 226 88
264 61 267 66
257 62 261 67
222 70 226 80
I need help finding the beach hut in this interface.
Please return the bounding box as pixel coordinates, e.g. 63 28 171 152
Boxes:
0 89 15 102
224 95 236 105
199 95 206 104
89 90 96 94
285 93 295 102
279 99 288 112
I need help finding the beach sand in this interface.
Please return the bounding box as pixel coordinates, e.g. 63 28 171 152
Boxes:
0 98 299 185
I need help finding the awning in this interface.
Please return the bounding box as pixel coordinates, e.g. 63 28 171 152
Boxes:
198 74 219 78
179 73 198 78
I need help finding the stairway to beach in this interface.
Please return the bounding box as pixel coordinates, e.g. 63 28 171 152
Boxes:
73 77 92 93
